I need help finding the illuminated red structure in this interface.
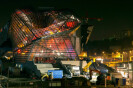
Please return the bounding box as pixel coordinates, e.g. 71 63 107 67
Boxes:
8 9 81 63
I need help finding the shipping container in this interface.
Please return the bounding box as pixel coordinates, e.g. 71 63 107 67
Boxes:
48 70 63 79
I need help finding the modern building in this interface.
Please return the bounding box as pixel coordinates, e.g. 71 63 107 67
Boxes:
0 9 82 76
5 9 81 64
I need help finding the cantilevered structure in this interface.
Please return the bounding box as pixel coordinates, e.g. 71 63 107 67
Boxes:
0 9 115 78
7 9 81 64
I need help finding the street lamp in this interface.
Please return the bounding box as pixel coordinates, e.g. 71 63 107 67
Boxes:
121 54 123 62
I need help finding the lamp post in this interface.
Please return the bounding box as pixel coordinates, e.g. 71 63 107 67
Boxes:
127 51 129 79
129 50 133 86
132 60 133 87
102 51 105 61
120 54 123 62
125 50 131 85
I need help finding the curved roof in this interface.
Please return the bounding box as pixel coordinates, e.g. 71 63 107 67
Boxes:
8 9 81 62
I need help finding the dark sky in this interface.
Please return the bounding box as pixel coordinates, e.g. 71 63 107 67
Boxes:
0 0 133 40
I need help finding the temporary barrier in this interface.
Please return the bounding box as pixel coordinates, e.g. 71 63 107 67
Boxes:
107 76 111 80
123 78 126 86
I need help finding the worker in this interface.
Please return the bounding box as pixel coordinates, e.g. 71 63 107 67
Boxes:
49 72 53 80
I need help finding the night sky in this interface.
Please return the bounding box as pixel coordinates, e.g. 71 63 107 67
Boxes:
0 0 133 40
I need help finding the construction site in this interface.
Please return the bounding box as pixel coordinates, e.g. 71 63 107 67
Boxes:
0 8 132 88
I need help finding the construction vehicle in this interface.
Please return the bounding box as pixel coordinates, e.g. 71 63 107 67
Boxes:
82 57 117 85
83 60 93 72
82 57 101 82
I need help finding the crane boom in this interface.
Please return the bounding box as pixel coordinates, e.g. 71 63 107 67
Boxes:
83 60 93 72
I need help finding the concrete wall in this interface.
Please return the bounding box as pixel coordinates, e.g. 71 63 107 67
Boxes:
71 27 81 55
61 61 87 68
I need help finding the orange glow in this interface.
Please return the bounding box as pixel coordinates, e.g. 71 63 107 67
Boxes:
24 51 28 53
32 36 37 40
16 11 22 14
17 49 21 54
79 52 87 57
70 26 80 35
112 52 121 58
7 57 10 60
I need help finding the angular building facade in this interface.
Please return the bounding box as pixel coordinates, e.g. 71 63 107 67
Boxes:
8 9 81 64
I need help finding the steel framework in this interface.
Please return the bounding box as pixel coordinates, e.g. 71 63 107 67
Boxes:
8 9 81 63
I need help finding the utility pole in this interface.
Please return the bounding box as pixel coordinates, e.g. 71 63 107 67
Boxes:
79 59 83 75
127 51 129 79
131 61 133 87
